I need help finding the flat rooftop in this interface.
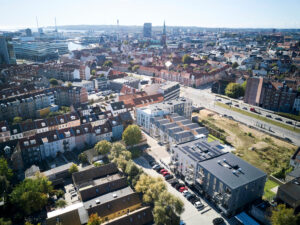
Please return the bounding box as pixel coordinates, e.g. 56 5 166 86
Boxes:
83 186 134 209
79 173 122 191
199 153 267 189
175 139 225 162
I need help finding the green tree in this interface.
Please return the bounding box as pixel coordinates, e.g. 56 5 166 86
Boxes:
78 153 88 164
67 82 72 87
271 204 299 225
183 64 189 70
55 199 67 208
241 80 247 92
232 62 239 69
87 213 102 225
0 158 13 180
95 140 112 155
0 218 12 225
49 78 59 86
122 125 142 147
91 69 96 75
0 175 10 197
225 83 244 99
182 54 193 64
12 116 22 124
69 163 79 174
103 60 113 67
132 65 140 72
10 174 53 215
125 161 142 186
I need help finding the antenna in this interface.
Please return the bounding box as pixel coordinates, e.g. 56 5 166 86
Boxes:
36 16 39 30
55 17 57 32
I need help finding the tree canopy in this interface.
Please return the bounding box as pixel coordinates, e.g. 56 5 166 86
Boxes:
103 60 113 67
10 174 53 215
0 218 12 225
87 213 102 225
69 163 79 174
55 199 67 208
182 54 193 64
12 116 22 124
94 140 112 155
132 65 140 72
271 204 300 225
225 83 245 99
78 152 88 164
49 78 58 86
122 125 142 147
232 62 239 69
0 158 13 180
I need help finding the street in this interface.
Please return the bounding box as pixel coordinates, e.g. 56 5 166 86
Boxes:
180 86 300 146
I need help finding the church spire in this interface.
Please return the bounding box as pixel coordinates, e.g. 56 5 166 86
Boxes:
161 20 167 48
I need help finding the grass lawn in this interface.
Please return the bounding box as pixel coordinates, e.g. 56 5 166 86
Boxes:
263 179 278 200
216 102 300 134
207 134 225 144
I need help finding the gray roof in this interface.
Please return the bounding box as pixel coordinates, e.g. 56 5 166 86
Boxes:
199 153 267 189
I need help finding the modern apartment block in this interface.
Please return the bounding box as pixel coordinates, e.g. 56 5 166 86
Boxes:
136 97 192 133
144 81 180 101
149 113 208 146
171 139 267 216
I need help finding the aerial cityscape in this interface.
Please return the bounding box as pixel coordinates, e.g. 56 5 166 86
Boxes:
0 1 300 225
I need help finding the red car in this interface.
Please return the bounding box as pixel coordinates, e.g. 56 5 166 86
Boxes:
163 172 170 177
160 169 167 174
179 186 187 192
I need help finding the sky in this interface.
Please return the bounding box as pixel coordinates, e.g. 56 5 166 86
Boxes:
0 0 300 30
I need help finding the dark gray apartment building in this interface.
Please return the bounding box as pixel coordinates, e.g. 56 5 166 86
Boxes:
171 139 267 216
143 23 152 38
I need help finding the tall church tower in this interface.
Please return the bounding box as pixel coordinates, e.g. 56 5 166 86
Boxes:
161 21 167 48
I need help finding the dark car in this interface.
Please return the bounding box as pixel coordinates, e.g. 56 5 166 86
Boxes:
175 183 185 190
266 114 272 118
164 174 174 180
286 121 293 125
275 117 282 121
149 160 157 166
212 217 224 225
187 193 196 201
234 104 239 107
170 180 179 187
154 166 163 172
242 107 247 110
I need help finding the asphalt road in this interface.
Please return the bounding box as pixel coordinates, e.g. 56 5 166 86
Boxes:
180 86 300 146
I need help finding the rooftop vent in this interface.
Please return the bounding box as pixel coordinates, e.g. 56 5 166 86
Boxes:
95 199 100 204
113 193 117 198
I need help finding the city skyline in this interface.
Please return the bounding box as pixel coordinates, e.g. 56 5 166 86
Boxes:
1 0 300 30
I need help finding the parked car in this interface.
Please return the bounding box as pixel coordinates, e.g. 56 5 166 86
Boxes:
212 217 224 225
154 166 163 172
149 160 157 166
160 169 168 174
152 164 160 169
234 104 239 107
179 186 188 192
242 107 247 110
170 180 179 187
194 201 204 210
266 114 272 118
182 190 190 197
164 174 174 180
187 193 196 201
250 107 257 113
163 172 170 177
286 121 293 125
275 117 282 121
225 102 232 105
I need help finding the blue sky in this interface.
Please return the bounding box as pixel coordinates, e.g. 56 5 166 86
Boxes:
0 0 299 30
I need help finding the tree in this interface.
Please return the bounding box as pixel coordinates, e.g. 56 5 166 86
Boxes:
0 218 12 225
182 54 193 64
132 65 140 72
241 80 247 92
232 62 239 69
0 175 10 197
87 213 102 225
225 83 244 99
91 69 96 75
10 174 53 215
78 153 88 164
183 64 189 70
49 78 58 86
69 163 79 174
12 116 22 124
95 140 112 155
271 204 299 225
0 158 13 180
125 161 142 186
122 125 142 147
55 199 67 208
103 60 113 67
